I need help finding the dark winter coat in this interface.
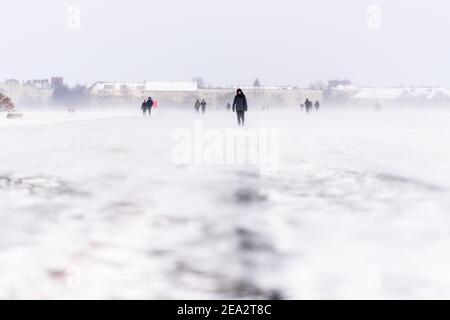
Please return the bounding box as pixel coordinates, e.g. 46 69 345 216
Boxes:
233 95 248 112
146 99 154 109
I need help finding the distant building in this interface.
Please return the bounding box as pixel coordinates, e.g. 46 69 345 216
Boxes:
25 79 51 89
198 87 323 108
0 78 55 106
329 85 450 105
90 81 198 98
51 77 64 88
90 81 323 107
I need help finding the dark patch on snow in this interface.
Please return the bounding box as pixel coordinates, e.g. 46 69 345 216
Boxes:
0 175 84 198
234 188 267 204
235 227 275 252
47 269 67 280
102 201 144 217
235 170 262 179
218 279 284 299
376 173 445 192
147 249 170 257
174 261 209 277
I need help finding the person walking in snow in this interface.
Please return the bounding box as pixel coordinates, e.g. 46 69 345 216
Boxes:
314 100 320 112
201 99 207 114
145 97 154 115
232 88 248 126
194 99 201 113
305 98 312 113
141 98 148 116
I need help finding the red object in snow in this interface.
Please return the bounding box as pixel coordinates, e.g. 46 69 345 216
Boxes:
153 100 159 108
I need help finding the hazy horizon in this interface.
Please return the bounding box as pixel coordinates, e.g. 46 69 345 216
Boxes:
1 0 449 87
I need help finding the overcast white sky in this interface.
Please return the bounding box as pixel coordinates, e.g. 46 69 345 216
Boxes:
0 0 449 87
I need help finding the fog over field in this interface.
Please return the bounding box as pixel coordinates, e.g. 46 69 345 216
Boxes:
1 107 450 299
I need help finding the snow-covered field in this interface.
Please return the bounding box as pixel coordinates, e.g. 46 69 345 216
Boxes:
1 106 450 299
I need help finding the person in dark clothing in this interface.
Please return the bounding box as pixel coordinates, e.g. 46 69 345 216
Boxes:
314 101 320 111
232 88 248 126
146 97 154 115
141 98 148 115
194 99 201 113
201 99 207 114
226 102 231 111
305 99 312 113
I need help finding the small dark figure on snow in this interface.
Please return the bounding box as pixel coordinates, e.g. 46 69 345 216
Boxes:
141 98 148 115
226 102 232 111
201 99 207 114
194 99 201 113
6 112 23 119
232 88 248 126
145 97 154 115
314 101 320 111
305 99 312 113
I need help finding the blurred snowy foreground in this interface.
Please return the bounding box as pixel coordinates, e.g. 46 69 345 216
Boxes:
1 107 450 299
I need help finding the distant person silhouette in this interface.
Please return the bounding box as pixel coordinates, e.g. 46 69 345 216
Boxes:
314 101 320 111
201 99 207 114
141 98 148 115
305 99 312 113
194 99 201 113
226 102 232 111
146 97 154 115
232 88 248 126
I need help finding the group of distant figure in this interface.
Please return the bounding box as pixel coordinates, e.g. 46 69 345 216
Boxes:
6 112 23 119
194 99 208 114
138 89 248 126
301 98 320 113
141 97 154 116
194 89 248 126
193 89 248 126
139 89 322 126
